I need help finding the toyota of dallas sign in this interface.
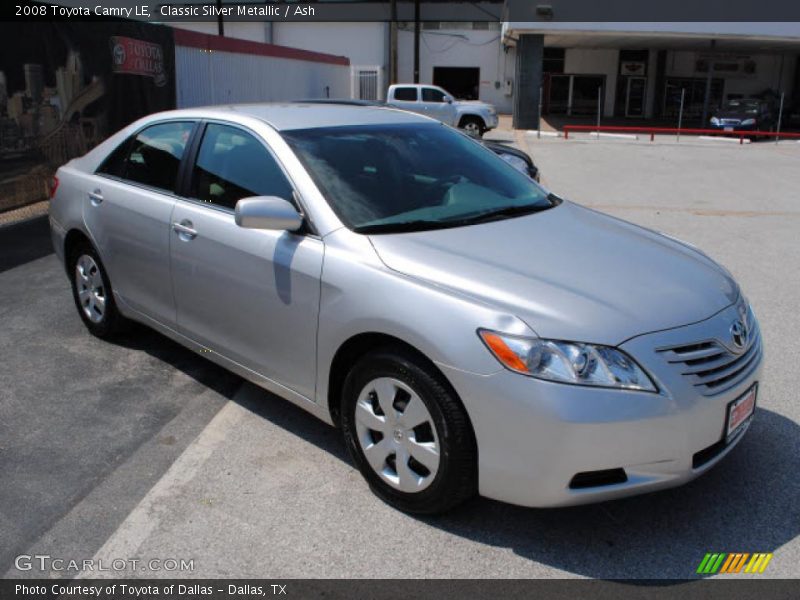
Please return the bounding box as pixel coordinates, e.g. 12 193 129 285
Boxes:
110 36 167 87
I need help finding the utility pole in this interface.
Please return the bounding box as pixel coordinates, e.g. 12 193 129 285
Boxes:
389 0 397 85
413 0 420 83
216 0 224 36
701 39 716 126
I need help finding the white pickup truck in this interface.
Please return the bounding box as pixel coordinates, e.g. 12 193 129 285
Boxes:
386 84 499 137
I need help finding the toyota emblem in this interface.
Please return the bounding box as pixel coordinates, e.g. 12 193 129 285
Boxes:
730 320 748 351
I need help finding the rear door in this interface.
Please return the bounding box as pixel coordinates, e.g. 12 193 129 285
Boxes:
86 120 196 326
169 121 323 399
389 86 422 114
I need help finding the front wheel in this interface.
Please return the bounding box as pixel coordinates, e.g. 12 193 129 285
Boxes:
459 116 484 138
341 348 477 514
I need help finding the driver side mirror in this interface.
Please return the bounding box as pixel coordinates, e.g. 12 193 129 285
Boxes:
444 95 454 104
234 196 303 231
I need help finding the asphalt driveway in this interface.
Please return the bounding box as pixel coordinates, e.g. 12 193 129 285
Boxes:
1 136 799 579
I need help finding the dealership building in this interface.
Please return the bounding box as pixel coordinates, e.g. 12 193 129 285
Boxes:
174 10 800 129
505 21 800 128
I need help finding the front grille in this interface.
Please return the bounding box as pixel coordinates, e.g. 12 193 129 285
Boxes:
720 119 741 126
657 308 761 397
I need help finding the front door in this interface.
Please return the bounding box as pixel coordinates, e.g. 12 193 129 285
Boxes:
86 120 195 326
625 77 647 117
420 86 457 126
169 122 323 400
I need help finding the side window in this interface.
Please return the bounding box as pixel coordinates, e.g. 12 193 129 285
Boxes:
422 87 446 102
98 121 193 192
96 138 132 178
190 123 294 210
393 87 418 101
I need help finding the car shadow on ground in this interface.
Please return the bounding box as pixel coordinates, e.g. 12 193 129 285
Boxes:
111 323 243 401
231 386 799 580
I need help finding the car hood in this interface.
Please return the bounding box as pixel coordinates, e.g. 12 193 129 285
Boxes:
368 202 738 346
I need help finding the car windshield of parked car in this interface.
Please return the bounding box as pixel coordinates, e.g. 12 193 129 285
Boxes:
282 123 554 233
725 99 760 113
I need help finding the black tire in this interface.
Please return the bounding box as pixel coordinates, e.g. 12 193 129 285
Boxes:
341 347 477 514
459 116 485 138
68 241 127 339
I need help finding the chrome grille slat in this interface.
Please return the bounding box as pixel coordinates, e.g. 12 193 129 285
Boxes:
688 339 760 386
657 310 761 397
680 352 736 374
665 345 722 362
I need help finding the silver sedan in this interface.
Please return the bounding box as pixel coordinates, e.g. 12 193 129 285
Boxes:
50 104 763 513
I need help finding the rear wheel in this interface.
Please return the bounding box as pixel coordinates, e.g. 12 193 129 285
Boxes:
341 348 477 514
69 243 126 338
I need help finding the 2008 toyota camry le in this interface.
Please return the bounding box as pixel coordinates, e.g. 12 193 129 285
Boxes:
50 104 763 514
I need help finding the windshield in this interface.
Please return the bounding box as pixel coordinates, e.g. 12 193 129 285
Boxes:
281 123 554 233
725 99 760 113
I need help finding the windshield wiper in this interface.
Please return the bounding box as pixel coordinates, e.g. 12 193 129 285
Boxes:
352 219 456 234
450 198 557 226
353 195 561 234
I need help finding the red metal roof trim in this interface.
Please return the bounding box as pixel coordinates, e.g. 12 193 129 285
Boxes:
174 28 350 66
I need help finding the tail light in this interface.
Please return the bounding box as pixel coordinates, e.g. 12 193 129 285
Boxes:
49 175 59 199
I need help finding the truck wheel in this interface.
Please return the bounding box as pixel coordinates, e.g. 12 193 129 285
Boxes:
460 116 484 138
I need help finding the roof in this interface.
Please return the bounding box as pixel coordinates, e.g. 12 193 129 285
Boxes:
162 103 434 131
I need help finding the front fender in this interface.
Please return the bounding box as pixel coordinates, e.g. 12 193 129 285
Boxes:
315 230 532 407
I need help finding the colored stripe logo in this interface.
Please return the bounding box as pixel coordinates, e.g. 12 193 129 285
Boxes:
697 552 773 574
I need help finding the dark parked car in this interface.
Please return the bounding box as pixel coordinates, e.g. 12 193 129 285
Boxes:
709 98 775 132
481 140 539 182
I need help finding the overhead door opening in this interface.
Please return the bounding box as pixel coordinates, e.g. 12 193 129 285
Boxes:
433 67 480 100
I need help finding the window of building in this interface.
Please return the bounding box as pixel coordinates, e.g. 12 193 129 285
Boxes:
543 48 565 74
189 123 293 210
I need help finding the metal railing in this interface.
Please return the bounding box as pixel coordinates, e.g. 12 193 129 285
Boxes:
563 125 800 144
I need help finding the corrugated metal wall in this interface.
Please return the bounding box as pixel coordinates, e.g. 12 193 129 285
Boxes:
175 45 350 107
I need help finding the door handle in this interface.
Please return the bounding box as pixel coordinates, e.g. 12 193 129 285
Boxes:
88 189 103 205
172 220 198 240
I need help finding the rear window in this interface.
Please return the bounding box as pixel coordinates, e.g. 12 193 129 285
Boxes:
393 87 418 101
97 121 194 193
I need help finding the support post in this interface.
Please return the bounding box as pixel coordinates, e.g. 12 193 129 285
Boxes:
701 40 716 126
413 0 420 83
596 86 601 139
512 34 544 130
389 0 397 85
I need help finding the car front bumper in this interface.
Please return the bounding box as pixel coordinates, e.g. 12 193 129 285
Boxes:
709 122 758 131
440 301 763 508
485 113 499 130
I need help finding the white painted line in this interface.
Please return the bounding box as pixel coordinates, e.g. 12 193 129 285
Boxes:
525 130 562 137
698 135 751 144
77 398 248 577
588 132 639 140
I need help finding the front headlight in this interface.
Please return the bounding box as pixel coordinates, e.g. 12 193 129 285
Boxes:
710 116 720 125
498 152 530 174
478 329 657 392
741 118 756 126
